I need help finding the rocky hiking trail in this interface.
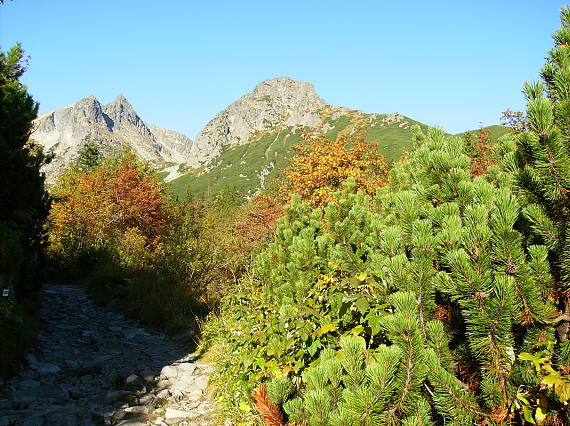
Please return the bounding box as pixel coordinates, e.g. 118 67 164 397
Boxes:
0 284 214 425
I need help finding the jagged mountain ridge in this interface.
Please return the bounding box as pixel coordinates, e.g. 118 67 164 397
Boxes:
32 95 193 180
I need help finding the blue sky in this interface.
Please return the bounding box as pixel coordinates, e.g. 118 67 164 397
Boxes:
0 0 566 136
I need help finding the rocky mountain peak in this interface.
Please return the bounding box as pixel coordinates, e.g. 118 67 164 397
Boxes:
31 95 193 181
251 77 323 104
72 96 106 124
187 76 325 167
103 95 146 132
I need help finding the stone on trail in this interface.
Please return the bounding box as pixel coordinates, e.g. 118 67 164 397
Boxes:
155 389 171 400
175 362 197 375
125 405 148 414
164 407 194 423
125 373 141 385
160 365 178 379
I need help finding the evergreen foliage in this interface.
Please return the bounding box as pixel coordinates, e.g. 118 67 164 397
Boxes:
502 7 570 352
0 44 50 374
74 134 105 172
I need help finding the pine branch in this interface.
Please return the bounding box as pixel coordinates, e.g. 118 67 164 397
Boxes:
251 384 287 426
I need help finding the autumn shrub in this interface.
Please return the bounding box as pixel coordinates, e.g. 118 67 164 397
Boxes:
463 125 497 176
47 152 171 268
281 128 389 208
236 194 284 253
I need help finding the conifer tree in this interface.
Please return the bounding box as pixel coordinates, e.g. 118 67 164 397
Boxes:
0 44 49 373
505 7 570 349
0 44 49 294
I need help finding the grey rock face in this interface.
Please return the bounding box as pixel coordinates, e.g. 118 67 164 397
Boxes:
31 95 194 182
188 76 326 167
146 124 193 164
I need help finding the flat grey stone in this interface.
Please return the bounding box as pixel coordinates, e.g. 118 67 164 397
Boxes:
164 407 193 422
186 389 203 401
137 394 155 405
193 375 209 389
111 409 126 421
155 389 171 399
125 374 140 385
175 362 197 375
124 405 147 414
160 365 178 379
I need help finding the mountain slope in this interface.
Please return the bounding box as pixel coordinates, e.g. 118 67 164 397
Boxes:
167 77 430 199
455 124 510 141
168 107 429 200
32 95 193 181
32 78 506 198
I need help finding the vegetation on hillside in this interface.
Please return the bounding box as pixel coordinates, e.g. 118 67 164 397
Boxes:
168 111 427 201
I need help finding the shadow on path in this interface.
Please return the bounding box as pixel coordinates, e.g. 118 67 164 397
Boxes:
0 284 213 425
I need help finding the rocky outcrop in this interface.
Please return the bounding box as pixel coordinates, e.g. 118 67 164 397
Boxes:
147 124 194 165
31 95 194 181
187 77 326 167
0 284 213 425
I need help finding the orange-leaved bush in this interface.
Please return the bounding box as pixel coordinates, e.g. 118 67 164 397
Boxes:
463 125 496 176
48 154 172 263
282 128 389 208
236 195 284 251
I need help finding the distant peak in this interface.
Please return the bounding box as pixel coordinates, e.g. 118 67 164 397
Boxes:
251 77 323 104
254 76 314 91
76 95 101 105
108 94 132 107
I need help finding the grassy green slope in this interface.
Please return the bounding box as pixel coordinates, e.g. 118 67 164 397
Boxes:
455 124 510 141
168 109 430 200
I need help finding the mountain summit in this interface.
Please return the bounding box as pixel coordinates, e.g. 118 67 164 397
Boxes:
32 95 193 180
187 77 325 167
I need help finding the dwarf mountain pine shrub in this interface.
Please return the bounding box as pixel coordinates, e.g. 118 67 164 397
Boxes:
501 8 570 359
212 124 568 424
